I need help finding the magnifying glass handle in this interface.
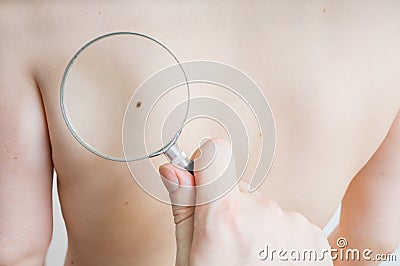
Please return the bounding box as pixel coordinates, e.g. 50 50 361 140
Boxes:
164 143 194 175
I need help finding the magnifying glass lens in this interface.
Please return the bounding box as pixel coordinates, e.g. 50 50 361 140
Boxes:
61 32 190 162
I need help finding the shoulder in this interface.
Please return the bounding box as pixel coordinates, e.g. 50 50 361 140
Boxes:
0 1 48 70
0 1 92 51
0 1 99 81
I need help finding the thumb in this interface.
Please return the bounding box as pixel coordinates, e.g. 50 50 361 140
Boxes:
159 163 196 208
192 138 241 205
159 163 195 266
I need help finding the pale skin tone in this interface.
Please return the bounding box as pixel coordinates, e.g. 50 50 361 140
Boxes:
160 139 333 266
161 119 400 265
1 1 400 265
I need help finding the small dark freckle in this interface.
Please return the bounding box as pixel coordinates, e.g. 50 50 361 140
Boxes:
124 201 129 206
380 171 385 176
71 261 74 264
259 132 262 138
98 11 101 15
6 150 9 153
322 8 327 13
14 156 18 159
136 101 142 108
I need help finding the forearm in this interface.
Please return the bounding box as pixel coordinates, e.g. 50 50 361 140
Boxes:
329 111 400 265
333 165 400 251
0 251 46 266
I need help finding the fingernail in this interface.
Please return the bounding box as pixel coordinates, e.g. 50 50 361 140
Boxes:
160 166 179 193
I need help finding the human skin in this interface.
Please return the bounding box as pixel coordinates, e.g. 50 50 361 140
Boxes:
328 112 400 266
160 139 333 266
161 113 400 266
1 1 400 265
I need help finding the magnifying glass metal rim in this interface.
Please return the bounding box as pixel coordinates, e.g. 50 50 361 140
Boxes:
60 31 190 162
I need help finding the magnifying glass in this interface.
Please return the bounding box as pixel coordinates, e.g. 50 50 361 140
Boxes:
60 32 276 206
60 32 193 172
